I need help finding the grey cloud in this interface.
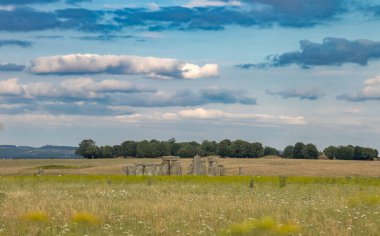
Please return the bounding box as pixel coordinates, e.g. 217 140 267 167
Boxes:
0 63 25 71
0 7 60 31
0 39 32 47
42 102 132 116
0 7 114 32
0 0 91 5
113 88 257 107
238 38 380 69
267 88 324 100
0 78 155 104
114 0 347 31
74 35 134 41
0 1 372 34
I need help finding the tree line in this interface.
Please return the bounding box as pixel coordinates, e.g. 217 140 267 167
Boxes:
323 145 378 160
75 139 378 161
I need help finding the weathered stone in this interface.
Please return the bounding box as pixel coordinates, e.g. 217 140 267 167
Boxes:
153 165 161 175
123 165 137 175
162 156 181 161
123 155 186 176
145 166 156 176
170 160 182 175
135 166 144 176
207 157 218 176
216 165 226 176
135 163 159 167
187 163 193 175
192 155 202 175
200 159 208 175
160 161 170 175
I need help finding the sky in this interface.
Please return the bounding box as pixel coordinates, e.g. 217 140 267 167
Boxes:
1 0 380 150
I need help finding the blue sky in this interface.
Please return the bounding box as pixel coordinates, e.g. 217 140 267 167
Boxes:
1 0 380 150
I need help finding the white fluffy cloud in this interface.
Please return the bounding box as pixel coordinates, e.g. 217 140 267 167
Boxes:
116 108 306 125
0 78 24 95
29 54 219 80
178 108 225 119
0 77 152 100
338 75 380 101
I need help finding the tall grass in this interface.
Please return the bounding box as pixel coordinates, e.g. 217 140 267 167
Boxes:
0 175 379 235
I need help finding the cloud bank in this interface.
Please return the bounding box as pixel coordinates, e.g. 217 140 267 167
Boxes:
0 77 153 100
116 107 306 125
0 1 377 33
114 88 257 107
0 77 257 117
0 39 31 47
29 54 219 79
0 0 91 5
267 88 324 100
0 63 25 71
238 38 380 69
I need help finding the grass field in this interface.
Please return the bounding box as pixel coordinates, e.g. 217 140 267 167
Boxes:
0 156 379 176
0 175 379 235
0 158 379 235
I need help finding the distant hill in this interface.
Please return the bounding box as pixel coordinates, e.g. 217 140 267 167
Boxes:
0 145 80 159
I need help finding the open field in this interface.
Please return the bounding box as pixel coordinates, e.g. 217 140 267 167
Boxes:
1 157 379 235
0 156 379 176
0 175 379 235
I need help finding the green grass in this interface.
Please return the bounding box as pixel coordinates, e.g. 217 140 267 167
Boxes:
0 175 379 235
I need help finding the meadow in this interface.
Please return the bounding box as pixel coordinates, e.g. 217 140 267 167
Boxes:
0 158 379 235
1 156 380 176
0 175 379 235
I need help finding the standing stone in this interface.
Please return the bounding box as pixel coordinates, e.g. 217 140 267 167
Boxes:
216 165 226 176
135 165 144 176
170 160 182 175
200 158 208 175
187 163 194 175
192 155 202 175
207 157 218 176
160 161 170 175
153 165 161 175
123 165 137 175
145 166 155 176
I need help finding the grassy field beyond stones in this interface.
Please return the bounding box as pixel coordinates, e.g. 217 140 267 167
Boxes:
0 176 379 235
1 157 380 176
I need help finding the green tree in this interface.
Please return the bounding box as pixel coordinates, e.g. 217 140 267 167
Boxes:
323 146 337 159
354 146 378 160
283 145 294 158
230 140 250 158
263 146 280 156
302 143 319 159
201 140 218 156
177 142 201 157
248 142 264 158
100 145 114 158
293 142 305 159
121 141 137 157
218 139 232 157
335 146 354 160
112 145 122 157
136 140 150 158
75 139 99 159
158 141 171 157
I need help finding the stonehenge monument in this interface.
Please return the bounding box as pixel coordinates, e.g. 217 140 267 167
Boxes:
123 156 182 176
123 155 225 176
188 155 226 176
